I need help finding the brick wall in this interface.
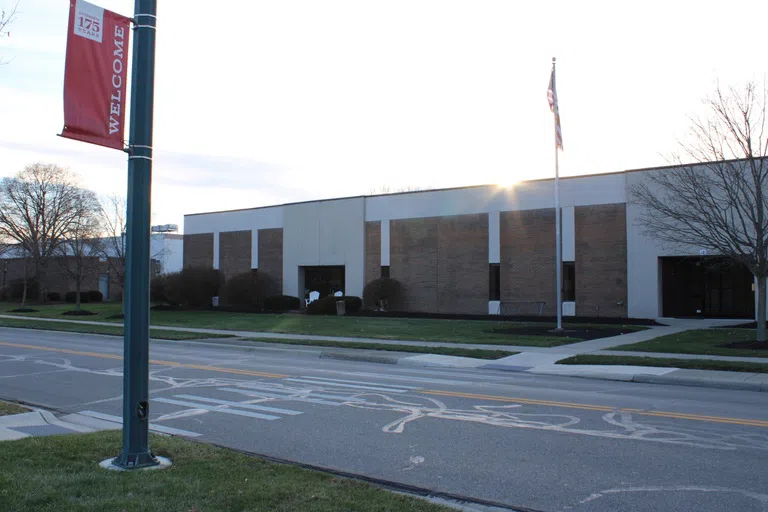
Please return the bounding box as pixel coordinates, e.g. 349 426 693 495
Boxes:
500 208 556 315
390 214 488 314
258 228 283 296
575 203 627 317
219 230 252 279
390 217 439 312
364 221 381 287
437 214 488 314
183 233 213 269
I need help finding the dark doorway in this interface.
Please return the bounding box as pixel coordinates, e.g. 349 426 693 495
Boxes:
660 256 754 318
303 266 345 299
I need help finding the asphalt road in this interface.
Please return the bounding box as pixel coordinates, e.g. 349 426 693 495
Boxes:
2 327 768 512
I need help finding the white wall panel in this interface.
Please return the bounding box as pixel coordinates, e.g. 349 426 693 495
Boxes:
282 198 365 298
212 232 220 269
365 174 627 222
488 212 500 264
381 220 390 266
185 206 283 235
251 229 259 269
562 206 575 262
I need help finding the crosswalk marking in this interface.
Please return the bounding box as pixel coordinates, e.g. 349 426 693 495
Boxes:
219 387 345 406
173 395 303 415
285 378 410 393
154 397 280 420
236 383 364 402
78 410 202 437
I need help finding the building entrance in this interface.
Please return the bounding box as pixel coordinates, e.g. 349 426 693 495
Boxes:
660 256 754 318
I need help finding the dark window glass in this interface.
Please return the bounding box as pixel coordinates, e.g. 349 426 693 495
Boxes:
381 266 390 278
563 262 575 302
489 263 500 301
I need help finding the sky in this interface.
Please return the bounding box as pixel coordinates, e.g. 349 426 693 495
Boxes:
0 0 766 231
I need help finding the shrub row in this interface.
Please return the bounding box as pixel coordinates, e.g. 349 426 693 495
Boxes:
150 267 299 312
362 277 403 311
147 268 402 315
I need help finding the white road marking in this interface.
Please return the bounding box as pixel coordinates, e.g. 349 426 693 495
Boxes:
153 398 280 420
285 378 410 393
235 383 363 401
293 376 418 389
78 410 202 437
219 387 345 406
173 395 303 415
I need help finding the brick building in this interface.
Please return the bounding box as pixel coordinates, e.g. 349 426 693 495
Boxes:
0 233 184 301
183 163 762 320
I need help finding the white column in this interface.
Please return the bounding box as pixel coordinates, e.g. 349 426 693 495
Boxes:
562 206 575 261
381 220 390 266
251 229 259 269
212 232 220 270
488 212 500 263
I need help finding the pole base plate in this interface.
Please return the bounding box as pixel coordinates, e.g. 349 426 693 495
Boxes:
100 456 172 471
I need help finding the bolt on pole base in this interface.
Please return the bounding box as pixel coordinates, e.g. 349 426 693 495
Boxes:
100 455 171 471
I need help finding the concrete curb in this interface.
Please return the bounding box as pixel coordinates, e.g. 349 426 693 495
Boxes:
319 351 400 365
631 374 765 391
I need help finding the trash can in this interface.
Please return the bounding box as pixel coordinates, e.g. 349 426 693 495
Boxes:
335 300 346 316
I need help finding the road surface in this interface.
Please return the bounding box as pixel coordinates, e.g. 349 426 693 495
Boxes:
1 327 767 512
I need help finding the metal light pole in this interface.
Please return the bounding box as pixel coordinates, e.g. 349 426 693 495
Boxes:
113 0 158 469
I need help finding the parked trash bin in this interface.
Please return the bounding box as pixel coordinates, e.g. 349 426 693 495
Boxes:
335 300 346 316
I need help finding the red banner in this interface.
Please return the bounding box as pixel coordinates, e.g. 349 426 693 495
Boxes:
61 0 131 151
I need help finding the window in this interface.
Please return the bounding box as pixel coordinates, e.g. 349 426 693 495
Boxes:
489 264 500 301
563 262 575 302
381 266 390 278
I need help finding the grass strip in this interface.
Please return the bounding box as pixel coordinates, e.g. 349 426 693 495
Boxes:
244 337 518 360
558 354 768 373
0 303 606 346
614 329 768 357
0 431 450 512
0 400 30 416
0 317 235 341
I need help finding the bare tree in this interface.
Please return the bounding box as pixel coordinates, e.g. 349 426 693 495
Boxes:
98 194 171 309
98 194 127 293
367 184 434 195
0 164 91 302
56 190 103 312
0 1 19 65
631 81 768 341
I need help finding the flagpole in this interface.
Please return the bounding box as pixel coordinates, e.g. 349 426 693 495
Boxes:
552 57 563 332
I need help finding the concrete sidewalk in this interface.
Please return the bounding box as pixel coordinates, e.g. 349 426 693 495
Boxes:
2 313 766 394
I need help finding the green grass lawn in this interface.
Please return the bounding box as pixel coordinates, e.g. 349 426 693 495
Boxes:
614 329 768 358
0 317 236 341
0 431 450 512
0 400 29 416
558 354 768 373
0 302 643 347
245 337 518 360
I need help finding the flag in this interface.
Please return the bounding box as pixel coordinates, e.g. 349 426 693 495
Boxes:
61 0 132 151
547 67 563 150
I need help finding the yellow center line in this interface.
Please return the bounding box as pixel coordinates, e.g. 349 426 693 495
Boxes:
423 389 768 428
0 341 286 379
4 341 766 428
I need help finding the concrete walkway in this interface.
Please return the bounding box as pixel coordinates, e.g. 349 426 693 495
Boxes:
2 314 766 393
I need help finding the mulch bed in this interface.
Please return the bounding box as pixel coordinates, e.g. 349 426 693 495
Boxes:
8 308 39 313
487 325 640 340
720 341 768 351
60 310 98 316
715 321 768 329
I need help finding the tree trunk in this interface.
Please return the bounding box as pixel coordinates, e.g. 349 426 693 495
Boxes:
21 271 27 309
757 275 767 343
75 279 81 312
